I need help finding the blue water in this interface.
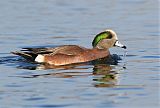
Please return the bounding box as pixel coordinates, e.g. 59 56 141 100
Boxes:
0 0 159 108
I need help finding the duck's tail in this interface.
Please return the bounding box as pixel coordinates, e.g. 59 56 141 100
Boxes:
11 51 38 61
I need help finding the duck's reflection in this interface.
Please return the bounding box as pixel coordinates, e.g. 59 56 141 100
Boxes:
10 55 121 87
92 64 118 87
20 63 119 87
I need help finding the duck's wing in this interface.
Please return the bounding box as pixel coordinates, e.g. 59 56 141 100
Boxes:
22 45 87 55
47 45 88 55
12 45 88 61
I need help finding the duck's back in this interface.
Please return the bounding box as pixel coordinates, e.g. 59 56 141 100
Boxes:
46 45 88 55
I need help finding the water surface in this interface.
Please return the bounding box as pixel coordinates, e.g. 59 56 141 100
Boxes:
0 0 159 108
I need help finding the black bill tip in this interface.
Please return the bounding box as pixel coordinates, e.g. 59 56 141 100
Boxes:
122 46 127 49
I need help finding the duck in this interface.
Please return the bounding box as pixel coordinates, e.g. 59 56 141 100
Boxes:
12 29 126 66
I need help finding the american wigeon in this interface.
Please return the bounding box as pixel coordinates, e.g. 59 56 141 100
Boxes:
12 29 126 66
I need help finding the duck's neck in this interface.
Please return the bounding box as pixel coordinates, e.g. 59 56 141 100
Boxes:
91 47 110 58
92 47 108 51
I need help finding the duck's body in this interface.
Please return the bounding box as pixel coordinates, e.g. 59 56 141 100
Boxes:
13 45 110 65
12 29 126 66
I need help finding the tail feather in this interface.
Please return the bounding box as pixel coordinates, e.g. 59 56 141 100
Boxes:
21 47 46 52
12 47 53 62
21 48 52 54
11 51 37 61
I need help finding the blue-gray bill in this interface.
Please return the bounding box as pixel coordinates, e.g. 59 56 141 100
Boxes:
114 40 127 49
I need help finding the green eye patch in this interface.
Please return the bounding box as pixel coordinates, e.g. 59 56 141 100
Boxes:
92 31 112 47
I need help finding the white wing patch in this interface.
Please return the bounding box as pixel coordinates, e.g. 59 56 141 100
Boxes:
35 55 44 63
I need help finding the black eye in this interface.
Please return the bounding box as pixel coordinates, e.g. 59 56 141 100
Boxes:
105 31 112 39
108 34 112 39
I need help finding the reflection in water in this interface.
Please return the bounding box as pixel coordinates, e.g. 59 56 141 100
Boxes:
0 54 121 87
21 64 118 87
23 63 118 88
93 64 118 87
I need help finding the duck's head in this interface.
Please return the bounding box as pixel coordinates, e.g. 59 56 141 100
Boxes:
92 29 126 49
